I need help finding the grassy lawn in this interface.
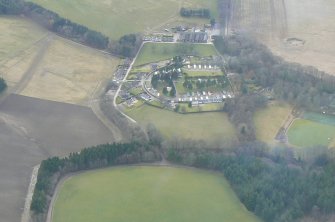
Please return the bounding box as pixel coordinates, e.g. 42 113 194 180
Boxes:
147 100 165 108
129 87 143 96
116 96 123 104
178 103 224 113
287 119 335 148
254 102 291 145
184 70 223 77
28 0 218 40
175 81 188 94
125 104 237 144
53 166 260 222
134 43 218 66
303 112 335 126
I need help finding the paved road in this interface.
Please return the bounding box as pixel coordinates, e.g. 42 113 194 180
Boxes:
112 43 146 123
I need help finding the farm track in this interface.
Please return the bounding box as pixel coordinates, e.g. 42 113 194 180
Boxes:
89 80 123 142
21 165 40 222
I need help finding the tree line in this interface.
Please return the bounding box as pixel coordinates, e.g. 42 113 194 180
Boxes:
29 126 335 222
0 77 7 93
214 35 335 112
23 2 105 50
30 142 161 221
109 34 143 58
0 0 22 14
1 1 142 57
23 2 142 56
213 35 335 141
165 140 335 222
180 7 211 19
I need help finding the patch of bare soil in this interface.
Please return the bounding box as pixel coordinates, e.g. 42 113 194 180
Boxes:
0 94 115 221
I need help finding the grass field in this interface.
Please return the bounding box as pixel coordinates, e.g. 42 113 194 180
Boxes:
28 0 218 40
303 112 335 126
125 104 237 144
184 70 223 77
134 43 218 66
53 166 260 222
287 119 335 147
20 37 121 105
178 103 224 113
287 112 335 148
254 102 292 145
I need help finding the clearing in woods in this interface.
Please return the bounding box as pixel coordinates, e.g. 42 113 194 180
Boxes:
52 166 260 222
253 102 292 145
287 112 335 148
27 0 219 40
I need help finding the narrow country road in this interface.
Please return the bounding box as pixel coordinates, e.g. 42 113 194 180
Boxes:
112 42 146 123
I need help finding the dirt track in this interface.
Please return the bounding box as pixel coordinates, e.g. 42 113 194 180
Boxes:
0 34 53 105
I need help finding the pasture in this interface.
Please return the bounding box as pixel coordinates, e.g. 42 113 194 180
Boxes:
254 102 291 145
53 166 260 222
125 104 237 145
134 43 218 66
287 119 335 148
287 112 335 148
28 0 219 40
20 37 121 105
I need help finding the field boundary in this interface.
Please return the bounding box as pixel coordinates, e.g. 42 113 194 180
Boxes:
45 161 234 222
21 165 40 222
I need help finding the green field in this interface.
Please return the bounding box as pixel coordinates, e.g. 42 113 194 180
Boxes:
287 119 335 147
303 112 335 126
254 102 291 145
134 43 218 66
184 70 223 77
28 0 218 40
53 166 260 222
125 104 237 145
178 103 224 113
